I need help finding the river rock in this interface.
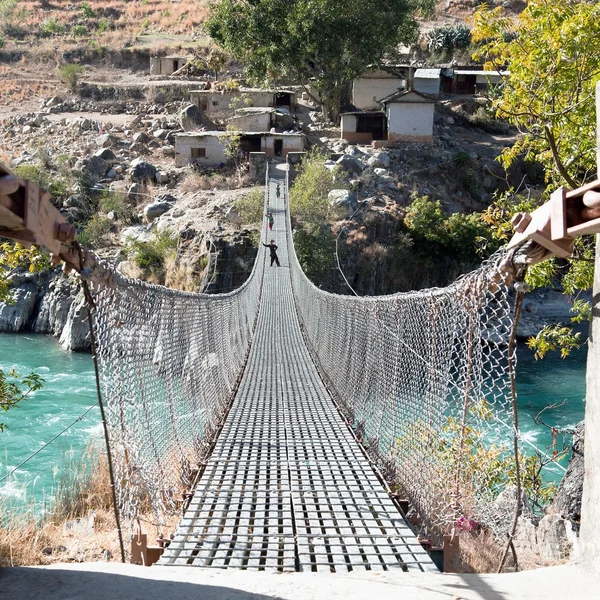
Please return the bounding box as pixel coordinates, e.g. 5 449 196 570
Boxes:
0 282 39 332
95 133 115 148
367 152 390 169
94 148 117 164
132 131 150 144
84 155 108 178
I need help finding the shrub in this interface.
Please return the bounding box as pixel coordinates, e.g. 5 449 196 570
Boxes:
77 215 115 248
234 188 264 225
289 149 346 225
58 63 84 92
79 1 95 19
40 17 65 37
97 18 114 33
98 191 133 222
0 36 4 48
127 230 178 273
427 25 472 52
72 25 89 38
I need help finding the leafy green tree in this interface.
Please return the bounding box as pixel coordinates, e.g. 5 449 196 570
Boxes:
472 0 600 188
0 242 48 430
205 0 430 120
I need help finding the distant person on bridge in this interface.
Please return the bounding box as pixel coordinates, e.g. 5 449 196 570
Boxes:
276 183 281 199
263 239 280 267
267 211 274 231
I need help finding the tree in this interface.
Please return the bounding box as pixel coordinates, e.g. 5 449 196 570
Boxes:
205 0 430 121
0 242 48 430
472 1 600 359
472 0 600 189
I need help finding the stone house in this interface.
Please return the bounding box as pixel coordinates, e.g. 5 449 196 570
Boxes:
150 55 190 76
351 66 411 110
174 131 305 167
189 89 296 118
381 90 435 143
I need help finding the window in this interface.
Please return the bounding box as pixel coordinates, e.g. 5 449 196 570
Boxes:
191 148 206 158
212 101 219 106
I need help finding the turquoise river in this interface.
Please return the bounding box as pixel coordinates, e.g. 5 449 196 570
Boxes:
0 333 587 517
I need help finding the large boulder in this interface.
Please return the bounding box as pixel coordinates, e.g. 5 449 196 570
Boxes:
144 201 172 222
59 293 90 352
336 154 365 175
95 133 115 148
93 148 117 164
537 514 574 561
129 158 157 183
84 155 107 178
179 104 217 131
328 189 358 215
367 152 390 169
0 282 39 332
33 276 78 337
225 206 242 225
132 131 150 144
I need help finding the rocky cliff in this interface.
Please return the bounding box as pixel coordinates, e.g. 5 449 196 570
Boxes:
0 270 90 352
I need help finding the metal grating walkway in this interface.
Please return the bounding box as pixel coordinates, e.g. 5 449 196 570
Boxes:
159 172 437 573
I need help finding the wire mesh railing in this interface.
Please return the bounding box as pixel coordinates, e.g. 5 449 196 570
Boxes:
283 167 522 539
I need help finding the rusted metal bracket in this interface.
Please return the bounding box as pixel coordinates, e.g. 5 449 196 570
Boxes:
0 162 95 274
508 178 600 263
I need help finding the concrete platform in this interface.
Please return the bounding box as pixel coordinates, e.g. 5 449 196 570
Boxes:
1 562 599 599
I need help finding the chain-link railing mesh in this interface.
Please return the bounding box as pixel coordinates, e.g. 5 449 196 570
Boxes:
86 203 266 526
284 172 520 538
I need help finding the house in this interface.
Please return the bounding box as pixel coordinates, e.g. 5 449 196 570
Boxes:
189 88 297 118
340 111 387 144
442 68 507 95
228 107 295 132
174 131 305 167
413 69 441 96
352 66 411 110
380 90 435 143
150 55 190 76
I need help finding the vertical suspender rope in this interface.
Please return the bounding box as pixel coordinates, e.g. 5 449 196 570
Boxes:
77 245 126 564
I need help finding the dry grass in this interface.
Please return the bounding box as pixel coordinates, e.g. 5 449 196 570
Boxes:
180 169 252 193
0 443 179 567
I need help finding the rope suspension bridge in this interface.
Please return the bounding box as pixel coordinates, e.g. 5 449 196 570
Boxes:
8 159 598 573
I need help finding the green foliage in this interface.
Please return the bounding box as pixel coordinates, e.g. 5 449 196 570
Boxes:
0 36 4 48
58 63 84 92
289 150 346 225
77 215 115 249
97 18 115 33
0 0 27 38
0 369 44 432
293 224 336 283
206 0 430 118
127 230 178 273
427 24 471 52
234 188 264 225
41 17 65 37
472 0 600 188
98 190 133 223
71 25 89 38
404 194 494 263
79 1 95 19
526 324 582 360
13 164 70 201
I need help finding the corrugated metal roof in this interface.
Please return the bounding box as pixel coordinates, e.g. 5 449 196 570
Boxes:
453 70 508 77
414 68 441 79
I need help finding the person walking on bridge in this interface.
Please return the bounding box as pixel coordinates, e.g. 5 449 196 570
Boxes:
263 239 280 267
276 183 281 199
267 211 274 231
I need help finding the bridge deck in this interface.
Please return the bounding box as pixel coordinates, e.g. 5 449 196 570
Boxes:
159 172 436 572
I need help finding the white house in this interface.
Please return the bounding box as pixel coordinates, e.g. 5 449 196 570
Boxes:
189 89 296 118
175 131 305 167
228 107 296 132
352 67 409 110
413 69 441 96
150 55 190 76
380 90 435 143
